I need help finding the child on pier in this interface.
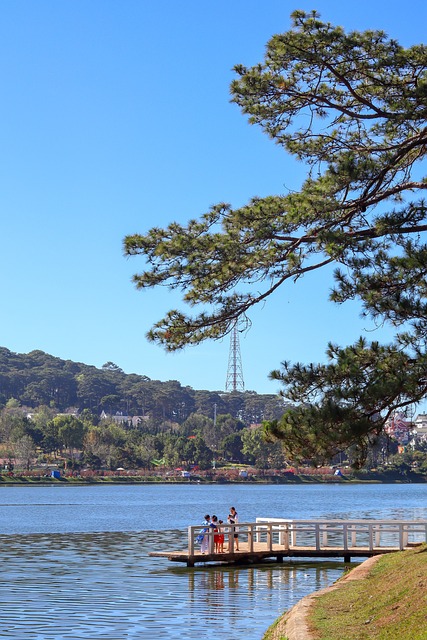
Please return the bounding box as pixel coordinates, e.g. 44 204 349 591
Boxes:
216 520 225 553
212 515 223 553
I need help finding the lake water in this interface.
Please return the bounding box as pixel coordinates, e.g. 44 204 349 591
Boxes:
0 483 426 639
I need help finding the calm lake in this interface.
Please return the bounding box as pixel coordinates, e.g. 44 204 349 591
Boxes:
0 483 426 639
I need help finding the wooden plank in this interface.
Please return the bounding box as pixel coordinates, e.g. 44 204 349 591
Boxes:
148 541 403 566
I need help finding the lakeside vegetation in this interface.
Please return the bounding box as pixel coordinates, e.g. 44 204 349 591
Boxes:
1 347 427 479
1 465 427 484
0 345 289 472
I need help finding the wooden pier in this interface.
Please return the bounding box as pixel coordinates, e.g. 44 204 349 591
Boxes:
149 518 427 567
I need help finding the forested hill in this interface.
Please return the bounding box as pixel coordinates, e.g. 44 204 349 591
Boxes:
0 347 286 425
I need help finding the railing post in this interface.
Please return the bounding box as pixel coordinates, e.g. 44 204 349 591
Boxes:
315 523 320 551
322 524 328 548
351 525 356 547
402 524 408 548
208 527 214 554
291 522 296 547
369 523 374 551
188 526 194 556
248 524 254 552
267 524 273 551
343 523 348 551
375 525 381 547
283 523 289 550
399 523 404 550
228 529 234 553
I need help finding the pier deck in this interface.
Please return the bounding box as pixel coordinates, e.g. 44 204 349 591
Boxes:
149 542 401 566
149 518 427 567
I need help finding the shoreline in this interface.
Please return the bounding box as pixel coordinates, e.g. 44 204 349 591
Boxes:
264 545 427 639
0 476 426 486
263 555 381 640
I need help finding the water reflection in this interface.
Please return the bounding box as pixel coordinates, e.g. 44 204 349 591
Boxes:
181 561 350 634
0 531 345 639
185 561 346 601
1 484 425 638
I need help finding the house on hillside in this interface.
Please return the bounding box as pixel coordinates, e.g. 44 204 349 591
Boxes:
384 412 411 445
100 410 130 425
99 411 148 427
131 415 149 427
411 414 427 443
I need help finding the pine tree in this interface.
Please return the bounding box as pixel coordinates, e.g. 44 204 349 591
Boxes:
124 11 427 464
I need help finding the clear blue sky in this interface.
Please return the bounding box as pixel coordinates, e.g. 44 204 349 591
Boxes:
1 0 426 396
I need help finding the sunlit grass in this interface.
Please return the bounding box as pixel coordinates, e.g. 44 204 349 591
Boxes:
309 545 427 640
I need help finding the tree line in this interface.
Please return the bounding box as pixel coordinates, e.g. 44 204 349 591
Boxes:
1 347 426 475
0 346 291 471
2 397 427 477
0 400 289 472
0 346 287 424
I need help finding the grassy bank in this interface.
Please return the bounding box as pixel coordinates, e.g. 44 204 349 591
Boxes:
264 545 427 640
308 544 427 639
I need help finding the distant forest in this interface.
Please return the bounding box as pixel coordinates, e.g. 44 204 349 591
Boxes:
1 348 425 475
0 347 294 471
0 347 287 425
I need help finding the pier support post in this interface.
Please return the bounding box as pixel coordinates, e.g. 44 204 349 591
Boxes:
344 554 351 563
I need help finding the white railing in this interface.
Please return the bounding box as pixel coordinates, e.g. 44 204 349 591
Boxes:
255 518 427 551
187 519 427 555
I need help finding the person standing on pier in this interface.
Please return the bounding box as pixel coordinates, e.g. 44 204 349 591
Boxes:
227 506 239 551
198 514 211 554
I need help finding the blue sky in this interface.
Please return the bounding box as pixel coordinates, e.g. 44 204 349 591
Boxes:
1 0 426 397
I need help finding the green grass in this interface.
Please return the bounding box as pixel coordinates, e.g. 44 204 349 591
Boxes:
262 615 288 640
309 545 427 640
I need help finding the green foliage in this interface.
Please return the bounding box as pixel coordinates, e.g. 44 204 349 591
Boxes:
267 337 427 465
55 415 86 452
124 12 427 464
0 347 285 430
241 425 287 469
12 434 36 471
219 432 245 463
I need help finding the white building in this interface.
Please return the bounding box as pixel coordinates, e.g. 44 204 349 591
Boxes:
411 414 427 443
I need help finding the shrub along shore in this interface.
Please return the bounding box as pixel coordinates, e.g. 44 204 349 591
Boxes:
1 468 427 485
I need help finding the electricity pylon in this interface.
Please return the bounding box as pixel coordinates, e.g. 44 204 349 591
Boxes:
225 320 245 393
